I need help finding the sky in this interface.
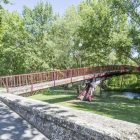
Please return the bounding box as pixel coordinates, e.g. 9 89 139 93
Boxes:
1 0 85 15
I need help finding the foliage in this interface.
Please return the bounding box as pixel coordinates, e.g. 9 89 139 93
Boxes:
133 96 139 100
77 1 113 67
0 0 12 4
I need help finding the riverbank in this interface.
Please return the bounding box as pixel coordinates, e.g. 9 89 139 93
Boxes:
28 89 140 125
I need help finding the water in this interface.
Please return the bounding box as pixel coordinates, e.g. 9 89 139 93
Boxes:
94 90 140 99
122 92 140 99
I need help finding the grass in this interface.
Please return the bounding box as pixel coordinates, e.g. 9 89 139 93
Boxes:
28 89 140 125
0 87 5 90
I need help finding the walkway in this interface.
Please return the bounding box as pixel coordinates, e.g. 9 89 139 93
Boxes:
0 100 49 140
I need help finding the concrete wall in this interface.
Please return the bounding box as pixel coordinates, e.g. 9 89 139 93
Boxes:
0 93 140 140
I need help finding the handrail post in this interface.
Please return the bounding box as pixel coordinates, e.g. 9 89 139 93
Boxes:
31 74 33 92
6 77 9 93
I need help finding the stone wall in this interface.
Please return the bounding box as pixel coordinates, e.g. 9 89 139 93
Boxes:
0 93 140 140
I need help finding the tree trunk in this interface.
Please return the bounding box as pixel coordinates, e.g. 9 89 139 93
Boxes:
105 80 108 89
121 76 124 89
100 82 103 96
77 85 80 94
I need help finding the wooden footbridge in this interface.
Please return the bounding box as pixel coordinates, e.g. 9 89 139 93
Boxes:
0 65 139 101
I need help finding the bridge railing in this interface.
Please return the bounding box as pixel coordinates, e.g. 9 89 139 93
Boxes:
0 65 139 93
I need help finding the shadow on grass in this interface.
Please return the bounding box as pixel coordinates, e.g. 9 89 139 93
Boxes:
43 89 77 95
29 89 140 125
41 95 77 104
67 97 140 125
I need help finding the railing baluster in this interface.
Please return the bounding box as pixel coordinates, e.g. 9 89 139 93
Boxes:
19 76 21 87
71 69 72 82
41 73 42 83
14 76 15 88
31 74 33 92
26 75 27 86
54 71 55 86
6 77 9 93
10 77 12 88
22 76 24 86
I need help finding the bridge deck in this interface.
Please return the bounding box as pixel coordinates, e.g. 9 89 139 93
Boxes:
8 73 98 95
0 71 126 95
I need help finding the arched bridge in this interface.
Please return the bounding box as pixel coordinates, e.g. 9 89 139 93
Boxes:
0 65 139 101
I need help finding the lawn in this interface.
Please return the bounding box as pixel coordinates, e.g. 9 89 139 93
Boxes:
0 87 5 90
28 89 140 125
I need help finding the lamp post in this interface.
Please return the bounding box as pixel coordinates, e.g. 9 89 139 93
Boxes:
79 43 82 68
77 43 82 94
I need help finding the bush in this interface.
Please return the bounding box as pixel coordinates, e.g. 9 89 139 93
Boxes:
133 96 139 100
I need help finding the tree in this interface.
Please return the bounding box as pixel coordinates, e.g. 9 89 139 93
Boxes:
0 0 13 46
76 1 113 67
22 2 57 72
76 0 140 66
109 0 140 66
50 5 82 69
0 11 29 75
0 0 12 4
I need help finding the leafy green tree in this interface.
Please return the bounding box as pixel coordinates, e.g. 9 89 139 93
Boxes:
0 11 29 75
22 2 57 72
77 0 140 66
77 1 113 67
109 0 140 66
0 0 12 4
0 0 13 47
0 9 3 46
50 6 82 69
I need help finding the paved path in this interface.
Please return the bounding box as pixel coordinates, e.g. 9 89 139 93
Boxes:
0 101 49 140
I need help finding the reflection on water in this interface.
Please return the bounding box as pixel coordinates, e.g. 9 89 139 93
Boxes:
94 90 140 99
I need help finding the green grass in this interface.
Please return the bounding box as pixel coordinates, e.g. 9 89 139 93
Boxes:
0 87 5 90
28 89 140 125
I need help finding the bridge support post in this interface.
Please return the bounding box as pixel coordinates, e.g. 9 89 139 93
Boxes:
86 83 94 102
77 84 90 100
78 77 107 102
78 79 93 101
